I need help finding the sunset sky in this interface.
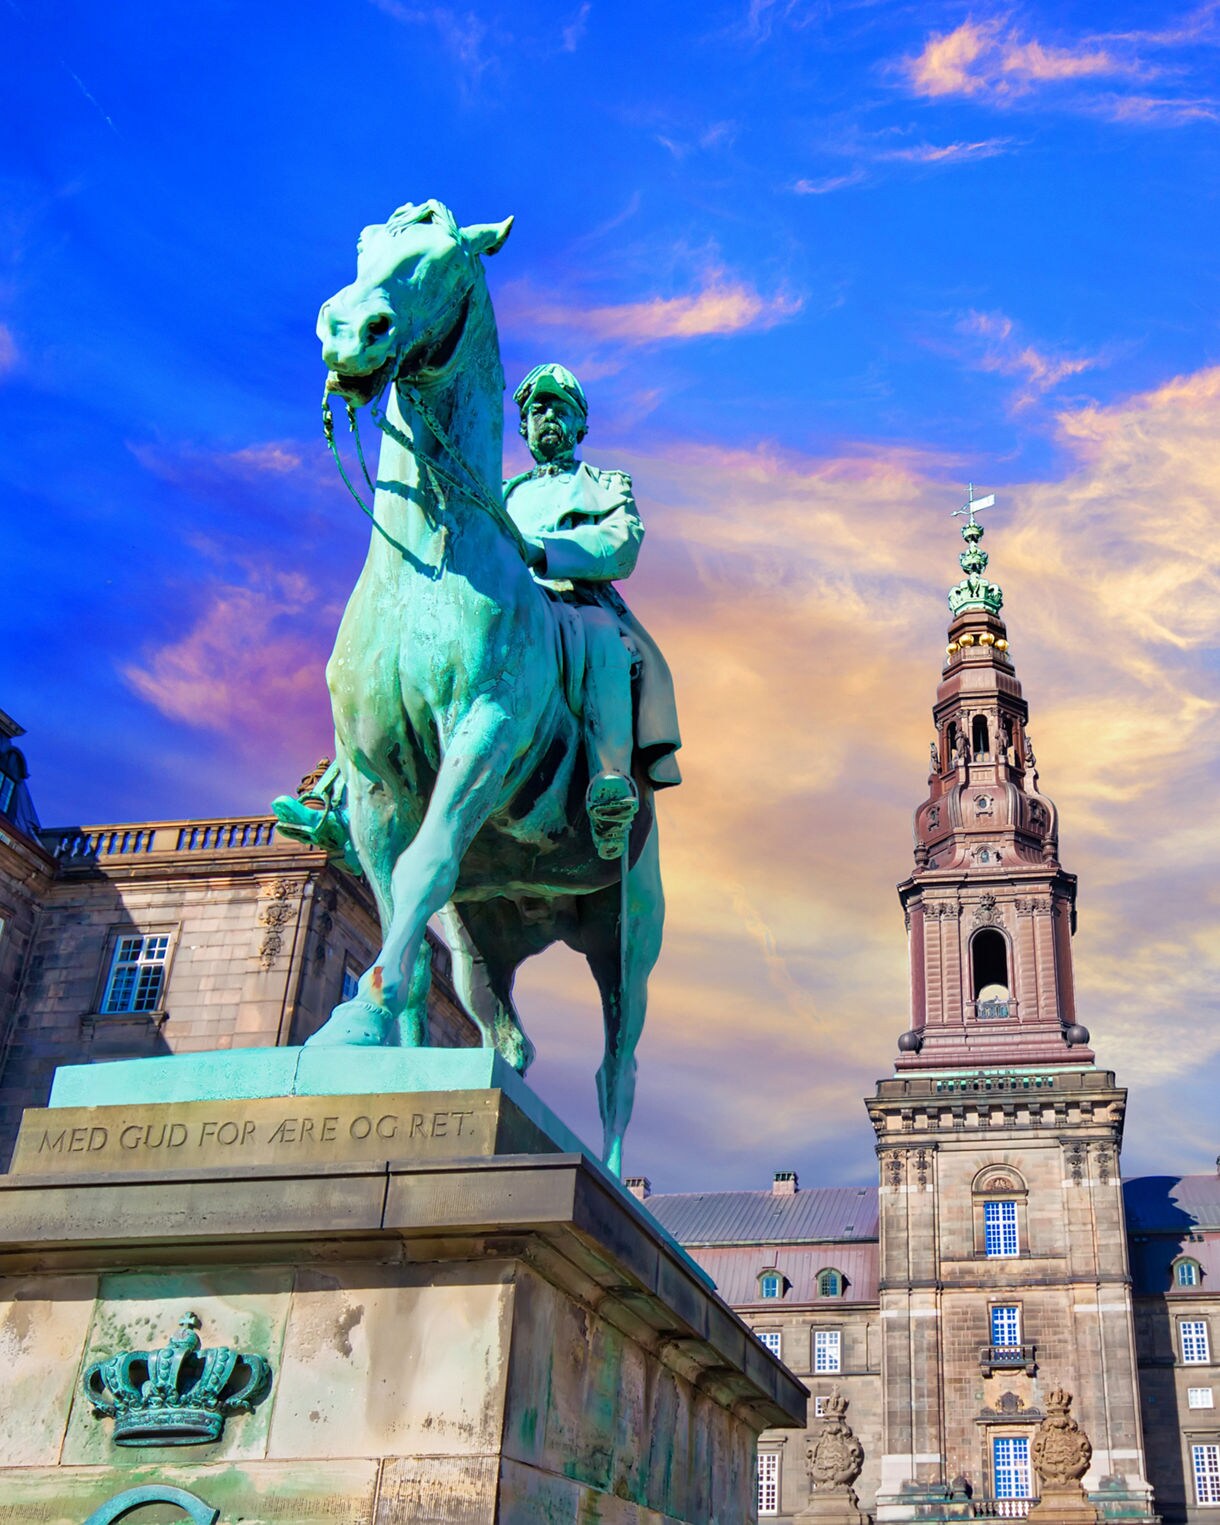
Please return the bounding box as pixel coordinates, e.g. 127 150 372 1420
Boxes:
4 1 1218 1190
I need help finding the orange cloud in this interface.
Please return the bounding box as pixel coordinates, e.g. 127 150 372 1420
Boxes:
499 270 802 345
122 570 335 766
906 18 999 97
515 369 1220 1184
898 18 1202 120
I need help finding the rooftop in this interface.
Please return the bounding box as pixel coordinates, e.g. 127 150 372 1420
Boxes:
646 1185 879 1247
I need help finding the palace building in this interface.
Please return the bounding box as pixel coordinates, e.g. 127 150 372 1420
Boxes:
1 515 1216 1522
644 514 1220 1523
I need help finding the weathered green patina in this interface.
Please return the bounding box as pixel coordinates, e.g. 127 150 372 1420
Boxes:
83 1311 272 1447
82 1485 219 1525
272 201 676 1176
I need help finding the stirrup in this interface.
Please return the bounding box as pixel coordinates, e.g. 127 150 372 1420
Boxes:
586 771 639 861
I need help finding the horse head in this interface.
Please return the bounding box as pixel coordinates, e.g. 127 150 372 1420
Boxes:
318 199 513 405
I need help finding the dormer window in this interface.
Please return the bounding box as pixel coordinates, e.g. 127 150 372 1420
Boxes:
816 1268 845 1298
759 1270 783 1300
1175 1257 1203 1289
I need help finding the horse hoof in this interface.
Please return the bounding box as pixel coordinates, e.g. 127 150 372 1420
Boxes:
305 1000 389 1047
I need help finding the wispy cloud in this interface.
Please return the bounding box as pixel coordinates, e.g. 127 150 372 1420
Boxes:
899 15 1217 122
943 310 1100 410
561 1 590 52
500 268 802 345
123 570 332 752
877 137 1012 164
368 0 496 74
793 170 868 195
791 133 1014 196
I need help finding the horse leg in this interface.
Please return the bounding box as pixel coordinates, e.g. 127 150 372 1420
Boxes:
438 900 552 1073
579 821 665 1177
362 701 520 1039
305 752 417 1046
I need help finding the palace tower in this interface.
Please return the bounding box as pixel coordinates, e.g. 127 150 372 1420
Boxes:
867 501 1158 1522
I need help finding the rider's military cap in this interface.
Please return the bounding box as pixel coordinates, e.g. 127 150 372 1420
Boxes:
513 363 588 421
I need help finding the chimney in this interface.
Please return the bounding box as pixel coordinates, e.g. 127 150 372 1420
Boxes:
625 1176 651 1201
772 1171 798 1196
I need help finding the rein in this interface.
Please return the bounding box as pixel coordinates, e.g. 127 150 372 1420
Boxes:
321 295 530 565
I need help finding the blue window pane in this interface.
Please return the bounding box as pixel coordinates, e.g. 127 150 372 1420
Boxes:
992 1306 1021 1346
760 1273 781 1299
993 1436 1031 1499
984 1200 1019 1257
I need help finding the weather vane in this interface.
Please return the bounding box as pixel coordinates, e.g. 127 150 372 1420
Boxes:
952 482 996 529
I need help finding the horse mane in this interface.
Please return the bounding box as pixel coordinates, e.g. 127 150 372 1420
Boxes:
385 199 459 240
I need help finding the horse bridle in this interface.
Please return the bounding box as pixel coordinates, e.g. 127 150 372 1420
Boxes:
322 282 529 564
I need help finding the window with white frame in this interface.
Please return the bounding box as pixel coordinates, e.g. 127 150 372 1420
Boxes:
991 1305 1021 1347
759 1271 782 1300
757 1330 782 1358
1182 1320 1212 1364
1188 1388 1215 1410
984 1199 1020 1257
1192 1443 1220 1505
993 1436 1032 1500
1176 1258 1202 1289
814 1395 829 1417
758 1450 780 1515
814 1329 841 1373
102 933 171 1013
0 770 16 816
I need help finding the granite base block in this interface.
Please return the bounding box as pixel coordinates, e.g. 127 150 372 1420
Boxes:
0 1147 807 1523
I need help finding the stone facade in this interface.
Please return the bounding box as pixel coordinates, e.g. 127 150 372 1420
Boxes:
0 737 478 1165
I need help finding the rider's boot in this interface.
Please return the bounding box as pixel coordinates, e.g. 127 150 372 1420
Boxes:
586 770 638 861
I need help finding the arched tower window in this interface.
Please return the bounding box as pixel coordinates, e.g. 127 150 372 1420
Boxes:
972 714 990 759
946 722 958 766
972 929 1010 1018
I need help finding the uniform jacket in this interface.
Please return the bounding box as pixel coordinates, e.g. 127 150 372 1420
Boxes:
504 461 681 787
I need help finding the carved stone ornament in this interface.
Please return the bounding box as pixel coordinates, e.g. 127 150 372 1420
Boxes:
974 793 994 815
83 1311 272 1447
927 805 941 829
806 1389 865 1492
980 1173 1018 1193
257 878 298 971
1032 1387 1093 1488
972 893 1004 928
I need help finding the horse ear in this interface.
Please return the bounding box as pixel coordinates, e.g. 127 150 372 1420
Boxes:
462 216 514 257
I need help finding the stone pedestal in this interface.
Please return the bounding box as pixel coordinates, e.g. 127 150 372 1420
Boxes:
796 1487 870 1525
1028 1489 1102 1525
0 1049 806 1523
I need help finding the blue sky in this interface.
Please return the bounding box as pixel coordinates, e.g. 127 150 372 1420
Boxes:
4 0 1219 1189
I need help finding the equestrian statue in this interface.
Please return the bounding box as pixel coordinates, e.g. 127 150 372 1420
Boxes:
272 200 680 1176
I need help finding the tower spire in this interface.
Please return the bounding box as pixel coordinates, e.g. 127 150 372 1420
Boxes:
894 490 1091 1068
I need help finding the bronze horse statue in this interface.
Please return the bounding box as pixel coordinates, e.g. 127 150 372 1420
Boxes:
280 201 666 1176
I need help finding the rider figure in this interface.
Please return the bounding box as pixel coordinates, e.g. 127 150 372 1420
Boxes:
505 364 681 859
